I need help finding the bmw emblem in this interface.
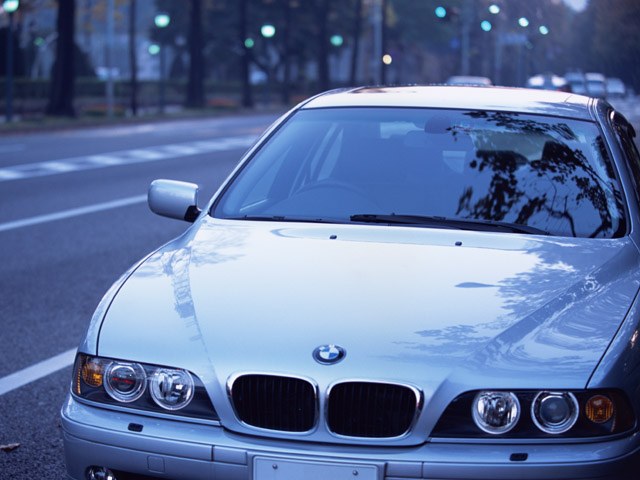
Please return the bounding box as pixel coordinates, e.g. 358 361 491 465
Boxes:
313 344 346 365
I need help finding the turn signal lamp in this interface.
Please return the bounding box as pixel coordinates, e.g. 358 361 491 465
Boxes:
585 395 615 424
81 358 104 388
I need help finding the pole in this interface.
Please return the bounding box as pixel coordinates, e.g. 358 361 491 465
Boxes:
129 0 138 116
371 0 382 84
380 0 387 84
159 42 166 113
5 11 14 122
461 0 471 76
494 33 502 85
106 0 114 117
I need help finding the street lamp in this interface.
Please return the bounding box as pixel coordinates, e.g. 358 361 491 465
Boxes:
3 0 19 123
260 24 276 106
330 35 343 47
260 24 276 39
154 12 170 113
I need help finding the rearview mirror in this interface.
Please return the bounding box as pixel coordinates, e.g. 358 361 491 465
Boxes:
148 179 201 222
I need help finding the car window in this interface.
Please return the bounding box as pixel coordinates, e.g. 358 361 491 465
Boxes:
214 108 626 238
614 120 640 206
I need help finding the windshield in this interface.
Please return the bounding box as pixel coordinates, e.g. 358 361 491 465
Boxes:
213 108 626 238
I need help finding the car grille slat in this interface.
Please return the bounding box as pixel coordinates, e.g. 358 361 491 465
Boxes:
328 381 417 438
231 374 316 432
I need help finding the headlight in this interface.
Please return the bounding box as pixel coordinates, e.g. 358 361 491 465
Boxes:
531 391 579 434
72 354 218 421
472 391 520 434
150 369 194 410
433 388 635 438
104 362 146 403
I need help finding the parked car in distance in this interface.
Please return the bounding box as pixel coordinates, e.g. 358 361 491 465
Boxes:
564 71 588 95
606 77 627 99
62 86 640 480
525 73 570 91
445 75 492 86
585 72 608 98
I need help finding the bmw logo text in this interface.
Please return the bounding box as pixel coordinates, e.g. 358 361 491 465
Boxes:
313 344 346 365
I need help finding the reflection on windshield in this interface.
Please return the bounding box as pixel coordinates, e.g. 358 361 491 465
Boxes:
214 108 626 238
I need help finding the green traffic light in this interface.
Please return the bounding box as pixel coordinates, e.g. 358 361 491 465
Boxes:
435 6 447 18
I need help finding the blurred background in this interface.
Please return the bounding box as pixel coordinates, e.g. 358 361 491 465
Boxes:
0 0 638 121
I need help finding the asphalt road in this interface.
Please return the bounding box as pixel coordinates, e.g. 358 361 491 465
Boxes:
0 112 280 479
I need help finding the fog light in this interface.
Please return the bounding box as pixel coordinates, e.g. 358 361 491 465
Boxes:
150 368 194 410
104 362 146 403
585 394 615 424
532 391 578 434
472 391 520 434
86 466 116 480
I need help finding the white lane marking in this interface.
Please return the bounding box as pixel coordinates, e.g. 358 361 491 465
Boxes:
0 195 146 233
0 348 76 396
0 134 256 183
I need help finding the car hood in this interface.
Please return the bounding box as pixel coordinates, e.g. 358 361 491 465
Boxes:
97 218 640 438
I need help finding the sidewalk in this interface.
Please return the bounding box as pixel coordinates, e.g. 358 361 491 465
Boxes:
0 102 288 136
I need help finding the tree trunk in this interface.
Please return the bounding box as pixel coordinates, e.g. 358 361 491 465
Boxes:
316 0 330 92
186 0 205 108
129 0 138 116
349 0 362 86
46 0 76 117
239 0 253 108
281 0 292 105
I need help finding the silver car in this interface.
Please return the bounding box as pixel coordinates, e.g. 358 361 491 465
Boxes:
62 86 640 480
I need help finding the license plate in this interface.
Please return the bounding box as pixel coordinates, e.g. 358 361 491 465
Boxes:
253 457 378 480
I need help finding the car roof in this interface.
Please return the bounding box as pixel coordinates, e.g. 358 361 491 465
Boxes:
302 85 594 120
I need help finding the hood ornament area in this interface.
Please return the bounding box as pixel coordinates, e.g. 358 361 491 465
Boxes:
313 344 346 365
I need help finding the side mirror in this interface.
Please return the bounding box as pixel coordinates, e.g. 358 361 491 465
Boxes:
148 179 201 222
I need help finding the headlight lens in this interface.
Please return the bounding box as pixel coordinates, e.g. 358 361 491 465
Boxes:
104 362 147 402
472 391 520 434
150 368 194 410
531 391 579 434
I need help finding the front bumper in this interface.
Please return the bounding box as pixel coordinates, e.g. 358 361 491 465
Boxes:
62 394 640 480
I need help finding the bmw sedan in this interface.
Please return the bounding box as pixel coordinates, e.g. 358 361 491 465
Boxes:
62 86 640 479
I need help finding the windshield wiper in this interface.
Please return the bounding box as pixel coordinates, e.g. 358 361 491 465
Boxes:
350 214 551 235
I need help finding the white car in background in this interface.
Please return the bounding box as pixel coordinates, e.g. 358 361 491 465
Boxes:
585 72 607 98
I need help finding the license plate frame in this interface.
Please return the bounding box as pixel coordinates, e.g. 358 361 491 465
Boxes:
253 456 378 480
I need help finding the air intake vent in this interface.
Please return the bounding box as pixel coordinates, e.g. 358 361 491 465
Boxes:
327 382 419 438
230 374 316 432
